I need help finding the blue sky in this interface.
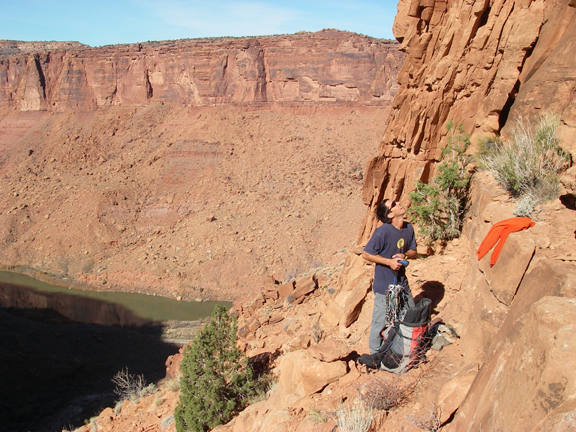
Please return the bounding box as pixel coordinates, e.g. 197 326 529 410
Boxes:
1 0 398 47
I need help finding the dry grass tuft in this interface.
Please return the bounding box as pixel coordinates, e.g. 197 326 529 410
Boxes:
111 367 156 401
334 399 374 432
407 404 442 432
358 376 416 411
478 113 571 215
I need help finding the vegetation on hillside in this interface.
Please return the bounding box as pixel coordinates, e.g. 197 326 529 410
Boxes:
408 122 473 245
477 113 571 216
174 305 266 432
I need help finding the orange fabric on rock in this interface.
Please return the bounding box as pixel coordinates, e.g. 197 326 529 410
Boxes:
476 217 535 266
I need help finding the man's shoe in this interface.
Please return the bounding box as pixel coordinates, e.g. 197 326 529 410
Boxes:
358 353 381 369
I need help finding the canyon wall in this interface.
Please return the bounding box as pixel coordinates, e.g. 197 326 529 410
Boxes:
0 31 406 300
0 30 403 111
359 0 576 242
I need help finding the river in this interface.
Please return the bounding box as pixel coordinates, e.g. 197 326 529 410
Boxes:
0 270 230 432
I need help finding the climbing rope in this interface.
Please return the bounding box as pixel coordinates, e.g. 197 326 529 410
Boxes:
384 278 411 327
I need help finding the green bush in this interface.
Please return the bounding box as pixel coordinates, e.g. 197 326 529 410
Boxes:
478 114 571 206
174 305 261 432
408 122 472 244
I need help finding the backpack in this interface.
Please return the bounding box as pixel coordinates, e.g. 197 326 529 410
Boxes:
359 298 432 374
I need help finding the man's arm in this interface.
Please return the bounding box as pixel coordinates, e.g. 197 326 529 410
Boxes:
391 249 417 261
362 251 403 271
405 249 417 259
391 249 417 259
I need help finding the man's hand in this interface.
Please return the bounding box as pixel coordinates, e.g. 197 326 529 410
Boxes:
387 258 403 271
362 252 407 271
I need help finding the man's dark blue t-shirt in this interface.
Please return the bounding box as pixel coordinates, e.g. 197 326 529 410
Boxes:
364 222 417 294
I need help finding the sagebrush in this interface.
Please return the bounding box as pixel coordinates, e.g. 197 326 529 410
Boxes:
478 114 571 214
335 399 374 432
174 305 265 432
409 122 472 244
359 376 414 411
111 367 155 401
407 404 442 432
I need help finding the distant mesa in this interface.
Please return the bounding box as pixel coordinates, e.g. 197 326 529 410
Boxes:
0 40 88 55
0 30 405 111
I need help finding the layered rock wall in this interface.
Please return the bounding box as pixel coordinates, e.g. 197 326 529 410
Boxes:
359 0 576 242
0 30 404 111
0 30 406 300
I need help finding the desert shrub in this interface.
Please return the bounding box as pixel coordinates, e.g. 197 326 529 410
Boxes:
407 404 442 432
174 305 263 432
111 367 155 401
409 122 472 244
166 377 180 392
513 192 540 217
358 376 414 411
478 114 571 204
335 399 373 432
308 408 329 424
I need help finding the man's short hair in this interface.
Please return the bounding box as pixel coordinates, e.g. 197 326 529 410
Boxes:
376 200 392 224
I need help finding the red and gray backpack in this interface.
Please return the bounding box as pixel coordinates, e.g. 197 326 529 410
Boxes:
359 298 432 374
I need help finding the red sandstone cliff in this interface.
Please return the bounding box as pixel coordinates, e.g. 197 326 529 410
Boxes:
0 31 405 300
0 30 403 111
359 0 576 242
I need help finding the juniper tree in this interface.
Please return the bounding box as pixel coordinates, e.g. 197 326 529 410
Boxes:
174 305 258 432
408 122 472 244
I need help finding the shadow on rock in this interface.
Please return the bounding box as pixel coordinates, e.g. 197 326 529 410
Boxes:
0 289 179 432
414 280 445 315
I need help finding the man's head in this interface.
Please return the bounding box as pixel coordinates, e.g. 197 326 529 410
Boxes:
376 199 406 223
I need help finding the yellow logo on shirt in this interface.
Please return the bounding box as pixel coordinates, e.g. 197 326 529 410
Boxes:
397 238 405 250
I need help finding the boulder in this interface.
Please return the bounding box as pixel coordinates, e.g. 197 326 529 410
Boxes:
436 372 476 424
165 347 184 379
308 338 353 362
337 254 373 327
291 275 318 304
275 350 348 402
478 232 535 305
277 282 295 300
509 258 576 316
319 301 344 328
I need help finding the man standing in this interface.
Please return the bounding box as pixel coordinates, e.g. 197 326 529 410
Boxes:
362 199 417 354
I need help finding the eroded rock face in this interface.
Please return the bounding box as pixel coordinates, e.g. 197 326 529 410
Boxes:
447 296 576 432
359 0 576 242
0 30 404 111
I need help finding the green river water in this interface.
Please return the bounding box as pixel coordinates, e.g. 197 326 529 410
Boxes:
0 270 229 323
